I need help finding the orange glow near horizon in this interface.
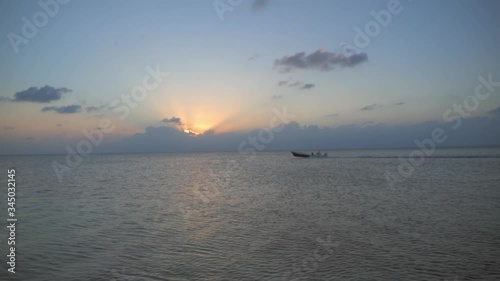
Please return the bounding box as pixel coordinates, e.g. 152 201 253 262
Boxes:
152 89 260 135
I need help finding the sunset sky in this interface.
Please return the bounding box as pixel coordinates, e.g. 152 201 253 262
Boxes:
1 0 499 154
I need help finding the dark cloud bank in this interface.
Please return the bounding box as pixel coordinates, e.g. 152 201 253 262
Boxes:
96 114 500 154
2 113 499 155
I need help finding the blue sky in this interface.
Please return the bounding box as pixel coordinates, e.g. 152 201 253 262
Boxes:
0 0 499 154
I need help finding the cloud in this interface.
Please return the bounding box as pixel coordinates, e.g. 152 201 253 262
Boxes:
98 116 500 154
4 126 15 130
86 105 107 112
4 116 500 155
12 85 72 103
301 83 315 90
272 95 283 100
248 54 260 61
25 137 34 141
274 49 368 73
361 104 381 111
56 124 63 127
278 80 315 90
41 105 81 114
325 114 339 117
161 117 183 125
252 0 270 11
361 102 404 111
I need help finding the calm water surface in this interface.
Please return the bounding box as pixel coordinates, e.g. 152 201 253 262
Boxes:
0 147 499 280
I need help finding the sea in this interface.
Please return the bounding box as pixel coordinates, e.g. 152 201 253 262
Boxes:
0 147 499 281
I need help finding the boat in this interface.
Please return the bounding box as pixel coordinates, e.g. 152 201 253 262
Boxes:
291 151 328 158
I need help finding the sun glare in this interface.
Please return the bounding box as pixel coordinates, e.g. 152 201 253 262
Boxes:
184 129 200 136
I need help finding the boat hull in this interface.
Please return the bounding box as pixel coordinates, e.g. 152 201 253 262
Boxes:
291 151 310 158
291 151 328 158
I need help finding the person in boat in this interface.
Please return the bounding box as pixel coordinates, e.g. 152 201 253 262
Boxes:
317 150 321 156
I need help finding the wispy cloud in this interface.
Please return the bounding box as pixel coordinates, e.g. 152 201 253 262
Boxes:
278 80 315 90
325 114 339 118
86 105 108 112
41 105 81 114
161 117 183 125
360 104 381 111
274 49 368 73
4 126 15 130
395 102 405 106
272 95 283 100
248 54 260 61
11 85 72 103
301 83 315 90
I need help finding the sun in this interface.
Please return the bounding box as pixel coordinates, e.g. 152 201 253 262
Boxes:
183 129 200 136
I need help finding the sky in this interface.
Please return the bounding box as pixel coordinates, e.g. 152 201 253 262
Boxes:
0 0 499 154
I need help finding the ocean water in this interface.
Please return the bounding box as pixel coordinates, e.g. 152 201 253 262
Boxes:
0 147 499 281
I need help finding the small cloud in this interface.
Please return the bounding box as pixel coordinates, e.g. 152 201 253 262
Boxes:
274 49 368 73
25 137 34 140
361 104 381 111
278 80 315 90
4 126 15 130
86 105 108 112
56 124 63 127
252 0 270 11
161 117 183 125
272 95 283 100
12 85 72 103
395 102 405 106
300 83 315 90
248 54 260 61
325 114 339 118
361 120 377 126
41 105 81 114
